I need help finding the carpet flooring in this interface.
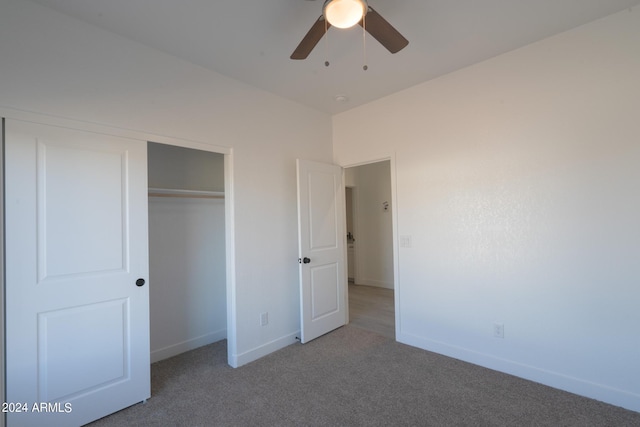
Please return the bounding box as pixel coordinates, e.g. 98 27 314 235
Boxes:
87 325 640 426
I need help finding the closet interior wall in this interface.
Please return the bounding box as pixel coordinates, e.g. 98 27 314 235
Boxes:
147 142 226 362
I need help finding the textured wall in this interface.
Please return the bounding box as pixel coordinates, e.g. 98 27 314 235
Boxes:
333 7 640 411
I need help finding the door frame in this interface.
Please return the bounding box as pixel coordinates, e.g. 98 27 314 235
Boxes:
345 185 359 284
340 155 400 338
0 109 239 411
1 118 5 427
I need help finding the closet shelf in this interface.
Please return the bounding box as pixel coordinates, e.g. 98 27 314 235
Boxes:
148 188 224 199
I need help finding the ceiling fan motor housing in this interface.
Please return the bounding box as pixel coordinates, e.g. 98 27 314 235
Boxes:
323 0 368 29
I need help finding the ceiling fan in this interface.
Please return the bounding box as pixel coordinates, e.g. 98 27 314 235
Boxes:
291 0 409 60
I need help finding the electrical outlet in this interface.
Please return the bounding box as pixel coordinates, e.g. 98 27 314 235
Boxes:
260 312 269 327
400 235 412 248
493 323 504 338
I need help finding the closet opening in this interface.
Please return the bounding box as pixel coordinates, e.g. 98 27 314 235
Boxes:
147 142 227 362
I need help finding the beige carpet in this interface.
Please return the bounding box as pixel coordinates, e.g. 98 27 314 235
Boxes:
88 325 640 426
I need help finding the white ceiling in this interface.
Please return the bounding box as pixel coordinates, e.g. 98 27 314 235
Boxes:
30 0 640 115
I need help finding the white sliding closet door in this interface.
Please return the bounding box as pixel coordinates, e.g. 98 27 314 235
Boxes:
5 119 150 427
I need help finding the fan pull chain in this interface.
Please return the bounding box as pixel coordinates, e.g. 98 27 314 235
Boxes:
324 18 330 67
362 13 368 71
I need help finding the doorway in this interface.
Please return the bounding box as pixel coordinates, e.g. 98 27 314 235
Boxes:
147 142 227 362
345 160 395 338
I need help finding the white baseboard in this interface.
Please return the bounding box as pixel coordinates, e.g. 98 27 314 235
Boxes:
396 331 640 413
151 329 227 363
230 331 299 368
358 278 394 289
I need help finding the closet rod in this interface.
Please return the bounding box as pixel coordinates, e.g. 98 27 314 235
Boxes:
148 188 224 199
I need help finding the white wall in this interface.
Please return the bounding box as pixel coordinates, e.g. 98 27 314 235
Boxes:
347 162 394 289
149 197 226 362
148 143 225 192
0 0 333 367
333 7 640 412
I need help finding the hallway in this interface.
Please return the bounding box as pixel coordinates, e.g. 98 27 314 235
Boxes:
348 283 394 338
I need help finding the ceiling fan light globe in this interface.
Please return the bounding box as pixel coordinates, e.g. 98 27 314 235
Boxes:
323 0 367 29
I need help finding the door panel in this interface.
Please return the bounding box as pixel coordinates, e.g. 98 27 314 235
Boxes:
38 141 127 279
38 299 129 402
5 119 150 427
297 159 346 343
310 264 340 319
308 171 339 250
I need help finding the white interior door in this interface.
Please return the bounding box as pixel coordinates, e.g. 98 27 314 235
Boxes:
5 119 150 427
296 159 347 343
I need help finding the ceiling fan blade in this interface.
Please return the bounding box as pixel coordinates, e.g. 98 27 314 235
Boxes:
360 6 409 54
291 16 330 60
